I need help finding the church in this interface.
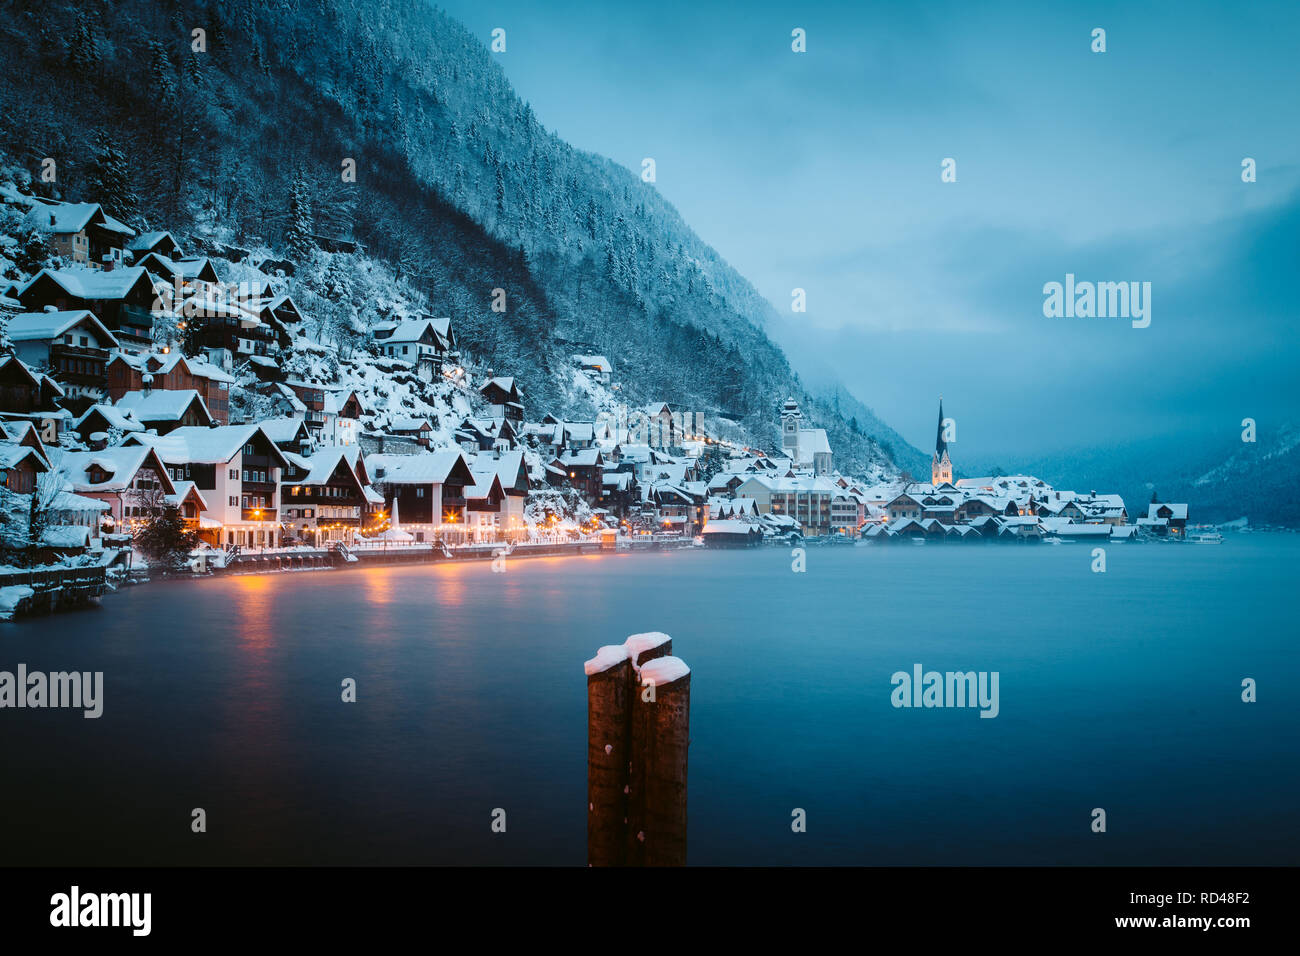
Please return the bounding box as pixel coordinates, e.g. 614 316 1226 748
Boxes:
780 398 833 475
932 398 953 486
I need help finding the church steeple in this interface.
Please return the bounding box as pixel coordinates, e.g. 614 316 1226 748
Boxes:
934 398 947 459
931 396 953 486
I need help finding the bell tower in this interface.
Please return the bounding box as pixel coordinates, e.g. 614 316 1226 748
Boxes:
931 397 953 486
781 397 802 462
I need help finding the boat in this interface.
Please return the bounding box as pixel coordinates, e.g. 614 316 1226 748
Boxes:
1043 536 1063 545
910 537 926 546
1189 530 1224 544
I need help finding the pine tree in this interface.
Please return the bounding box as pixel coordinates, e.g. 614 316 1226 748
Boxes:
84 132 138 222
285 173 315 261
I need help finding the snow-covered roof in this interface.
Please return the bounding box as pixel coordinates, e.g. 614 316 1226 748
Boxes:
389 417 433 432
59 445 174 494
48 490 111 513
1148 502 1188 520
702 519 760 535
557 448 601 467
6 310 119 346
74 403 144 433
21 266 155 301
383 317 452 344
365 450 469 485
115 388 210 424
127 231 178 253
26 201 135 237
128 424 287 467
257 416 310 444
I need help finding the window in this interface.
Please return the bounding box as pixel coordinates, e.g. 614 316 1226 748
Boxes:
416 488 425 498
229 496 237 507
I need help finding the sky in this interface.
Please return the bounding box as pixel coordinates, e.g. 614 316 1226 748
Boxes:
435 0 1300 460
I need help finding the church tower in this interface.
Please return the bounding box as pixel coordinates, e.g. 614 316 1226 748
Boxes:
931 397 953 486
781 397 802 463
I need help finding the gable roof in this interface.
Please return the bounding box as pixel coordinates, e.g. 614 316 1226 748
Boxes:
59 445 174 495
6 310 119 346
365 450 473 486
115 388 212 425
127 424 288 468
21 266 156 302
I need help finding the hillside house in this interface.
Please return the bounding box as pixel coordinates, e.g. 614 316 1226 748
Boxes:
26 201 135 269
18 266 160 353
5 309 119 403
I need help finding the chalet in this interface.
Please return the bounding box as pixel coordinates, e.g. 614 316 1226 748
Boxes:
255 294 305 348
598 468 638 518
650 484 702 536
105 351 235 424
456 416 517 453
321 389 364 446
468 450 529 539
126 231 181 260
641 402 678 449
258 416 314 457
114 388 213 434
376 317 456 365
830 490 865 535
26 201 135 269
134 253 220 296
365 450 475 543
886 493 923 521
549 447 604 502
164 481 210 534
574 354 612 384
387 417 434 448
1146 502 1188 536
183 296 276 358
0 441 49 493
58 445 176 531
126 424 289 548
480 376 524 422
0 419 52 469
464 469 507 542
72 403 145 444
5 309 119 403
0 355 68 442
17 266 161 353
281 445 375 545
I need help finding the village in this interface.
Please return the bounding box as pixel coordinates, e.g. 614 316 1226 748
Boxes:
0 190 1197 615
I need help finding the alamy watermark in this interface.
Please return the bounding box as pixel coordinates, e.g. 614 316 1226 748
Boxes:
0 664 103 718
1043 273 1151 328
890 664 999 718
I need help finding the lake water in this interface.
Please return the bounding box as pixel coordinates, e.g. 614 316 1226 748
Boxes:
2 536 1297 865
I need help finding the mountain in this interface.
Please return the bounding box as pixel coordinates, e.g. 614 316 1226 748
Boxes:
0 0 923 478
967 422 1300 527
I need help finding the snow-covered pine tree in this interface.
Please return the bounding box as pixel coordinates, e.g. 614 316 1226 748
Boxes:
285 172 315 261
84 132 139 223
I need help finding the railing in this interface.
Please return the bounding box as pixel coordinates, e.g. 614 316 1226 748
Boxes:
0 565 108 592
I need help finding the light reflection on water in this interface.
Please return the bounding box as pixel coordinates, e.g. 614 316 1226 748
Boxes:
1 539 1297 865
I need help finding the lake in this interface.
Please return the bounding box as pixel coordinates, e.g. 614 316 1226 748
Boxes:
2 536 1297 865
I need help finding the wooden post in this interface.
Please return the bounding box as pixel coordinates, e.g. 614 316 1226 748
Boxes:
627 656 690 867
624 631 671 668
585 645 633 866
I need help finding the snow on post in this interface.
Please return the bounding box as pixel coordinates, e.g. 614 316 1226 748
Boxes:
624 631 672 668
585 644 633 866
627 655 691 867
